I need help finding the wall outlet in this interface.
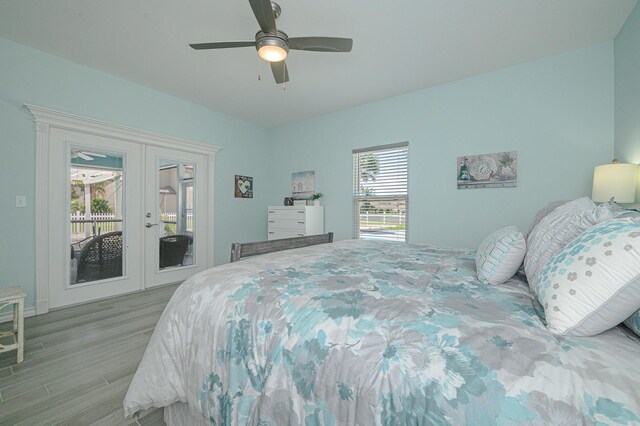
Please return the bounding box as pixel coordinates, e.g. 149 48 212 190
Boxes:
16 195 27 208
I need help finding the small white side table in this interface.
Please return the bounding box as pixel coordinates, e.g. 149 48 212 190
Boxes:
0 287 26 364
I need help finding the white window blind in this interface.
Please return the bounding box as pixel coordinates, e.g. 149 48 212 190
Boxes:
353 142 408 242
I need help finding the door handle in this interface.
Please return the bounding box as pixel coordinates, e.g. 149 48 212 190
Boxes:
145 222 158 228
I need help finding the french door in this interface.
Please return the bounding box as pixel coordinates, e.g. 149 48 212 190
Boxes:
47 128 210 309
144 146 208 288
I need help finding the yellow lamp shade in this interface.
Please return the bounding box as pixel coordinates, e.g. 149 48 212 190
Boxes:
592 162 638 203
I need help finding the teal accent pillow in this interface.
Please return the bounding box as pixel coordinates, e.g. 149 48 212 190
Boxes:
535 218 640 336
624 311 640 336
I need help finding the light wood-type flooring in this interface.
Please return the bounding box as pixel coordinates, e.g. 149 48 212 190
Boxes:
0 283 179 425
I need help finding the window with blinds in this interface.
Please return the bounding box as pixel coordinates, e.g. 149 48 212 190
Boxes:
353 142 408 242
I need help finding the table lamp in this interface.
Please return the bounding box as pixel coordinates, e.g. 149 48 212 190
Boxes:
591 160 638 203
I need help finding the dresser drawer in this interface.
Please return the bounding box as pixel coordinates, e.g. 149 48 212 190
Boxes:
268 218 306 231
266 206 324 241
268 229 306 240
268 209 306 220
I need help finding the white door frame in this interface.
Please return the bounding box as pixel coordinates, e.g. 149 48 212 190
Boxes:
144 146 209 288
26 104 221 314
48 129 144 309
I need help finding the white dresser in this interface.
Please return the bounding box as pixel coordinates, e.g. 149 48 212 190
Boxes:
267 206 324 240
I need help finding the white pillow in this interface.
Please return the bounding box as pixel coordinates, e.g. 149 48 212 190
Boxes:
525 200 567 241
535 217 640 336
476 226 526 285
618 209 640 337
524 197 613 294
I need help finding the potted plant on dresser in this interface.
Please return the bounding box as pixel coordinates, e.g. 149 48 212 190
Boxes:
312 193 324 206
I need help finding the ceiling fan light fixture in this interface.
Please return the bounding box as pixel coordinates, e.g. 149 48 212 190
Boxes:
189 2 353 83
256 35 289 62
258 45 288 62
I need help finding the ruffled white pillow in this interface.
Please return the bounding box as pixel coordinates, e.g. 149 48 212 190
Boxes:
476 226 526 285
525 197 613 295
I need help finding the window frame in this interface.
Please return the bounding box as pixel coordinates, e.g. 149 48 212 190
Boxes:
352 142 409 242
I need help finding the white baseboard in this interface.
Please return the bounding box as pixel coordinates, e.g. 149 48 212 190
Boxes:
0 307 36 324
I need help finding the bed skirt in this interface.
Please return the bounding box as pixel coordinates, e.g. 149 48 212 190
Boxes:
164 402 210 426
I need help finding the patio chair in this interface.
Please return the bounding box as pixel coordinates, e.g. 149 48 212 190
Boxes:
159 234 192 269
75 231 123 283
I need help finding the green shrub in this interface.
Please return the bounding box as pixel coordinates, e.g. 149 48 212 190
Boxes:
91 198 112 213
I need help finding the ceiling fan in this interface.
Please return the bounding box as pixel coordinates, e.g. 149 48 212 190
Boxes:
189 0 353 84
71 150 107 161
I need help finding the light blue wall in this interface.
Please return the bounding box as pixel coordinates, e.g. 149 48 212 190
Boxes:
268 43 615 249
0 37 271 309
614 1 640 206
0 36 620 310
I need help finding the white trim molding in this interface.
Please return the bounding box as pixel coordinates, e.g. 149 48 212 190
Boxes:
0 307 36 325
26 104 222 314
25 105 222 156
34 120 51 315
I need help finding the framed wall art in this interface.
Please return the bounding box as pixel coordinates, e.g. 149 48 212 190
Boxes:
291 170 315 200
235 175 253 198
457 151 517 189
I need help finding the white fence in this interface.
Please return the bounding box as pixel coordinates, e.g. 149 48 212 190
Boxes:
71 211 193 237
359 213 405 226
71 212 120 236
160 211 194 232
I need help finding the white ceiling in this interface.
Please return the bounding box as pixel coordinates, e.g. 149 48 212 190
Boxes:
0 0 636 128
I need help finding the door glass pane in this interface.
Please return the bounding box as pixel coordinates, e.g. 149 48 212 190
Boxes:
70 148 124 284
158 160 195 269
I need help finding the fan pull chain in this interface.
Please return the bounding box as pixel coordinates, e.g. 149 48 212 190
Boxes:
257 57 262 81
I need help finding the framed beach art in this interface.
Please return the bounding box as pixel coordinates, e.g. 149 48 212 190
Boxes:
457 151 517 189
291 170 315 200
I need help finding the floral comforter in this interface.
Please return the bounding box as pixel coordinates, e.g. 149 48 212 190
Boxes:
123 240 640 425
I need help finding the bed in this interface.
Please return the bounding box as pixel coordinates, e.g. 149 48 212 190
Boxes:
123 238 640 425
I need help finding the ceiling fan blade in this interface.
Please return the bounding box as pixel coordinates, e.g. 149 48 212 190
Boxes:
249 0 277 34
190 41 255 50
270 60 289 84
288 37 353 52
84 152 107 158
77 153 93 161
